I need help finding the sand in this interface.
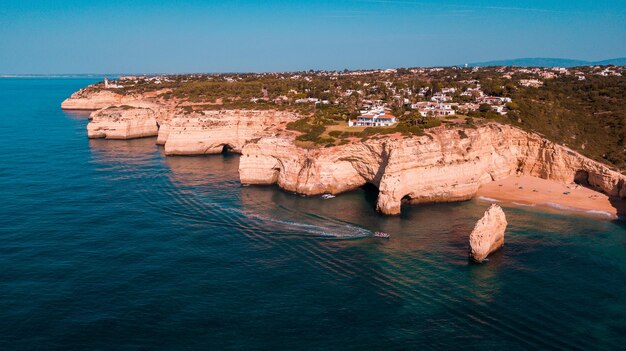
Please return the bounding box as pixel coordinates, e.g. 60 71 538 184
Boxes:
476 175 623 219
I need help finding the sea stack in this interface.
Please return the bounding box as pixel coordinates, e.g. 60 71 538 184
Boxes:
469 204 508 263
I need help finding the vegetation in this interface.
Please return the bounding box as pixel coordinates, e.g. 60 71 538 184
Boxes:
92 66 626 166
510 76 626 168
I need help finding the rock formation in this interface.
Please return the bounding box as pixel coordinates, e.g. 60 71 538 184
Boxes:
63 85 626 216
468 204 508 263
162 110 298 155
239 123 626 215
87 106 159 139
61 89 125 110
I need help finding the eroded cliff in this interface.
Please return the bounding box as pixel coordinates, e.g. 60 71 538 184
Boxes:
87 106 160 139
61 90 125 110
162 110 298 155
64 86 626 216
239 123 626 215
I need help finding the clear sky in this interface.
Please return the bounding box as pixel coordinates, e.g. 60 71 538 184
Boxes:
1 0 625 73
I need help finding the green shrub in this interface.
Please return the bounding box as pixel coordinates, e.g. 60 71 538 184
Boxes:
328 130 342 137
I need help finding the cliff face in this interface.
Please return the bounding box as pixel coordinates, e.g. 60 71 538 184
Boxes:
82 99 297 155
64 86 626 215
61 90 125 110
469 204 507 263
87 107 159 139
162 110 298 155
239 123 626 215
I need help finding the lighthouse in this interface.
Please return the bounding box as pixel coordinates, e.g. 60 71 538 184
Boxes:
104 76 109 89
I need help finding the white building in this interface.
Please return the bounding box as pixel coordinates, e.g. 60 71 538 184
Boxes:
519 79 543 88
349 107 397 127
431 93 452 102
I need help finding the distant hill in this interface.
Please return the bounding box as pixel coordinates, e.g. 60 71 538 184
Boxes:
468 57 626 68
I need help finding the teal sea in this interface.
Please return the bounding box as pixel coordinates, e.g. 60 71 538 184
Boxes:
1 78 625 350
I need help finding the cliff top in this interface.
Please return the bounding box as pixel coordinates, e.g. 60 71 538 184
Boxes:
69 65 626 170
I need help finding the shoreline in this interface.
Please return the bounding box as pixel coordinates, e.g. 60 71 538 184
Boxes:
477 175 622 219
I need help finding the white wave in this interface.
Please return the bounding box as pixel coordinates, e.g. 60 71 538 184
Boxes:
544 202 578 211
585 210 615 218
478 196 501 202
544 203 616 218
512 202 535 207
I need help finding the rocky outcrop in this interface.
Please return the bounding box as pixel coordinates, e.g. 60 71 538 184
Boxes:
239 123 626 215
61 90 125 110
162 110 298 155
62 84 626 216
87 107 159 139
469 204 507 263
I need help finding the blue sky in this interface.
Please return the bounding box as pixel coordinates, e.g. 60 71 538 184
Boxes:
1 0 625 73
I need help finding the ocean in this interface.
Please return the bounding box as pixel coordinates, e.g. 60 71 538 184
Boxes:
1 78 625 350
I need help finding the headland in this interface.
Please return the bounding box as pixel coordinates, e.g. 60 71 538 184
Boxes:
61 66 626 217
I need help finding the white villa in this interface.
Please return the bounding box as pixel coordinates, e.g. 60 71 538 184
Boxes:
348 107 397 127
412 102 456 117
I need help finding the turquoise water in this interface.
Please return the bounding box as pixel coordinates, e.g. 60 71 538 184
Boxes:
1 78 625 350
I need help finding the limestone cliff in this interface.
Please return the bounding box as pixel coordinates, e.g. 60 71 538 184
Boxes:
87 107 160 139
63 85 626 216
61 89 125 110
239 123 626 215
162 110 298 155
469 204 507 263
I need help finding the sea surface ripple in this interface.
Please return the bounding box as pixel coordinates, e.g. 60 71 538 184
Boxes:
0 78 625 350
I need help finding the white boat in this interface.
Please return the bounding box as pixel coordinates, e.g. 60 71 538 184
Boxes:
321 194 335 199
374 231 390 239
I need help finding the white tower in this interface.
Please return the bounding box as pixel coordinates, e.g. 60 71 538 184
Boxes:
104 76 109 88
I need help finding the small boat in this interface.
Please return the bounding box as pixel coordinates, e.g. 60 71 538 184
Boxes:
321 194 335 199
374 231 390 239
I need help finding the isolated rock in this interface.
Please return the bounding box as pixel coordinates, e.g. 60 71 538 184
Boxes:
468 204 508 263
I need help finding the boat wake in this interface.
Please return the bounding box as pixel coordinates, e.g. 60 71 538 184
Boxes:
245 212 370 239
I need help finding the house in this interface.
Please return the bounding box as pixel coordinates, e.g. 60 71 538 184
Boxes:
412 102 455 117
274 95 289 104
492 105 507 114
295 97 320 104
480 96 511 105
431 93 452 102
458 103 479 113
519 79 543 88
349 107 397 127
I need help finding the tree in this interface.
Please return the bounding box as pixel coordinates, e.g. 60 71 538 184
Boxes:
479 103 491 113
506 101 520 110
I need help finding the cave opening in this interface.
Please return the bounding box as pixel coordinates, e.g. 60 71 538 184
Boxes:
220 144 239 159
360 182 380 209
573 170 603 192
574 170 591 187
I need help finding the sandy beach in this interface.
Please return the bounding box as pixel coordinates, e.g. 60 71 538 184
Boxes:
477 175 623 218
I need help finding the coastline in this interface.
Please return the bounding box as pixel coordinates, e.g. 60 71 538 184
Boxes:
60 76 626 217
477 175 622 219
